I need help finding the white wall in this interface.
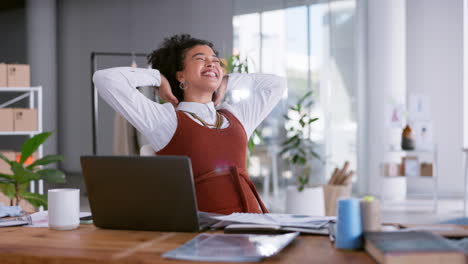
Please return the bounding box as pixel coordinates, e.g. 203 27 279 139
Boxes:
407 0 464 197
57 0 234 172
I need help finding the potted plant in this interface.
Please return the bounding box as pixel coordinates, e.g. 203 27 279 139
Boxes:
0 132 66 210
280 91 324 215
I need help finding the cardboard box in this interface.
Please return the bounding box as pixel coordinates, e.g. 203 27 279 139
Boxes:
0 63 6 87
0 150 15 174
7 64 30 87
13 108 37 131
383 163 400 177
0 108 14 131
323 184 352 216
420 162 433 177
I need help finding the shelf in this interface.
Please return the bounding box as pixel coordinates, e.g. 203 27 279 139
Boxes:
0 131 42 136
0 85 44 200
386 149 435 154
0 86 41 92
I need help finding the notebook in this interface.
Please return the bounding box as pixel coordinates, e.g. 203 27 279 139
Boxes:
364 231 465 264
80 156 218 232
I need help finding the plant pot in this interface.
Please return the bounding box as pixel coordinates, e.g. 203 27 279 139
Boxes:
285 185 325 216
323 184 352 216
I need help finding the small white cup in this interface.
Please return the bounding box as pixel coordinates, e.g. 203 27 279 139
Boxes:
48 188 80 230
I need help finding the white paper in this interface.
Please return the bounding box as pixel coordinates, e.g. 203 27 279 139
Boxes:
28 211 91 228
385 103 406 128
409 94 431 121
213 213 335 229
224 223 330 235
0 219 30 227
412 120 434 150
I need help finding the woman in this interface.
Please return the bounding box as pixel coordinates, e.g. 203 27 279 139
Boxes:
93 34 286 214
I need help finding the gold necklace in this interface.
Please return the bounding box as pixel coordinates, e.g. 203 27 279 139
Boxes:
181 111 223 129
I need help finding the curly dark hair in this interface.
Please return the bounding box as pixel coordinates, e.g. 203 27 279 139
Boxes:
147 34 219 102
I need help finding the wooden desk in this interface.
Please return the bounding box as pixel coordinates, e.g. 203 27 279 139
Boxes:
0 225 375 264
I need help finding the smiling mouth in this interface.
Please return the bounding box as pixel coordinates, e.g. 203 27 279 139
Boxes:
201 70 218 79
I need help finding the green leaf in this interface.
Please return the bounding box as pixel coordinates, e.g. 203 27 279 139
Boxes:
26 154 64 170
253 129 262 139
0 172 14 181
0 183 15 199
279 145 294 156
299 148 307 156
0 175 15 184
281 135 299 146
298 90 313 105
0 153 12 166
20 131 52 164
292 154 299 164
309 150 321 161
11 162 40 184
289 105 299 112
297 174 309 192
19 191 47 209
292 140 301 148
299 119 305 127
247 138 255 153
298 156 306 165
36 168 66 183
308 117 319 124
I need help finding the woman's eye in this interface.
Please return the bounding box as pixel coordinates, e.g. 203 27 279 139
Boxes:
196 58 204 61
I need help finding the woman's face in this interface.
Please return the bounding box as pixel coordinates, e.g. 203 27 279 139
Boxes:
176 45 224 96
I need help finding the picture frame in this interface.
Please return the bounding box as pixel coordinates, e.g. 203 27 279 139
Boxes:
409 94 431 121
412 121 434 151
402 156 420 177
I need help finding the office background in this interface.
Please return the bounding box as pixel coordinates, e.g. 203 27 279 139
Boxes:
0 0 465 210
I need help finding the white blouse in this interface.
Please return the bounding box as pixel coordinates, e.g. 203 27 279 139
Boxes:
92 67 287 152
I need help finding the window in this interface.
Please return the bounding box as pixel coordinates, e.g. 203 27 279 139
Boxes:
233 0 356 212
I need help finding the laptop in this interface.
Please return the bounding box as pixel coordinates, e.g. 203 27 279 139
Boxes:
80 155 218 232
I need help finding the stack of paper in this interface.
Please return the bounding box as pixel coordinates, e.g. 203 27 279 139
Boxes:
211 213 335 234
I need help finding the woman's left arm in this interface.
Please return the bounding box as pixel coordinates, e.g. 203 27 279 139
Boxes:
222 73 287 138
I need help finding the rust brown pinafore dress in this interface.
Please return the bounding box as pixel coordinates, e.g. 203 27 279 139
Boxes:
156 109 268 214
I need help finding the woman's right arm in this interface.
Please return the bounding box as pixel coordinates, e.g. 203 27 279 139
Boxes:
92 67 177 147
